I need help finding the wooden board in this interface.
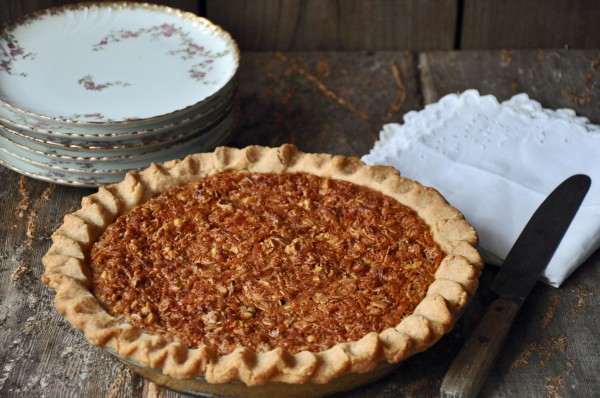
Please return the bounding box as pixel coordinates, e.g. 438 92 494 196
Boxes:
419 49 600 123
205 0 458 51
229 51 421 156
4 0 600 51
461 0 600 50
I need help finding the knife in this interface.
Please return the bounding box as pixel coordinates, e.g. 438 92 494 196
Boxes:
439 174 591 398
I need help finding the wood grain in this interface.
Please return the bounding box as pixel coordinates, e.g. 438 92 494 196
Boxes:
461 0 600 50
229 51 421 157
0 175 133 397
205 0 458 51
419 49 600 123
4 0 600 51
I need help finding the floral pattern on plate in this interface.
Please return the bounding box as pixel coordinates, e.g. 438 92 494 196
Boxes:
0 2 239 123
0 32 35 76
92 22 229 83
78 75 131 92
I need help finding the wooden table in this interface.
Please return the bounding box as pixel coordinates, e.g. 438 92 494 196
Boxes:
1 49 599 398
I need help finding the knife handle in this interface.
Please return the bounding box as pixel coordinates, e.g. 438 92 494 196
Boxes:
440 298 520 398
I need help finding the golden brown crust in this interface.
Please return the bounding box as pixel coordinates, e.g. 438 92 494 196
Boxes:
42 144 483 385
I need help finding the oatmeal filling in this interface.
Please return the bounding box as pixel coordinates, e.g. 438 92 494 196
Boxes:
90 172 443 355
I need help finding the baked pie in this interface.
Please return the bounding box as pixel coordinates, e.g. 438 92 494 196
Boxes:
42 145 482 390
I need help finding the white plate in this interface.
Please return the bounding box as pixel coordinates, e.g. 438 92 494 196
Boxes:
0 101 237 164
0 103 239 186
0 2 239 125
0 96 235 152
0 77 237 137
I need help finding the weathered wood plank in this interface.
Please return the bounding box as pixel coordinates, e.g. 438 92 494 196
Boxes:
486 254 600 398
229 51 422 157
6 0 600 52
461 0 600 49
0 171 145 397
205 0 458 51
419 49 600 123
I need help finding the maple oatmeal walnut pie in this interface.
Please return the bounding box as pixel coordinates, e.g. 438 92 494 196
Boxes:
42 144 483 387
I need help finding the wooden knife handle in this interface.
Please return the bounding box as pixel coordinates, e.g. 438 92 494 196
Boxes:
440 298 520 398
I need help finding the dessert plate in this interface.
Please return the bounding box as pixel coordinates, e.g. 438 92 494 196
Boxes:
0 98 234 154
0 105 233 169
0 105 238 186
0 80 237 140
0 76 237 135
0 2 239 126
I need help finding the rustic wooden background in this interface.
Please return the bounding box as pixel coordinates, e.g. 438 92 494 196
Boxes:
1 1 600 397
2 0 600 51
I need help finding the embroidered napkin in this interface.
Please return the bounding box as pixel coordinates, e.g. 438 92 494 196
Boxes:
362 90 600 287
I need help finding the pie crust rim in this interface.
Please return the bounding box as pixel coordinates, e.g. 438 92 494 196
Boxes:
42 144 483 386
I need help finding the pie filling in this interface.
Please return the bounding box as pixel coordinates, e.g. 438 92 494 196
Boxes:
90 172 443 355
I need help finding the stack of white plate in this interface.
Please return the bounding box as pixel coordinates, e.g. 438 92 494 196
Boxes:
0 2 239 187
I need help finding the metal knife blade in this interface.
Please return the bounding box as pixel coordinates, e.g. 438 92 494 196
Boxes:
491 174 592 304
440 174 591 398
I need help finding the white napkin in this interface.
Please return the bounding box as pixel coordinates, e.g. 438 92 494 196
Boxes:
362 90 600 287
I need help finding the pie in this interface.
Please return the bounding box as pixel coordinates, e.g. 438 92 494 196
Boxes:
42 144 482 387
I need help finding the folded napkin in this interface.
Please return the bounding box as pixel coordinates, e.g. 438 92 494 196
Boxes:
362 90 600 287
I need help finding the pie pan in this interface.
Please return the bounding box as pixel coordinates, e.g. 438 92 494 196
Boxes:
42 145 483 393
106 345 398 398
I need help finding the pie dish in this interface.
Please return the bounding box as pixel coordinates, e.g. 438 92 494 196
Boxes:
42 144 483 394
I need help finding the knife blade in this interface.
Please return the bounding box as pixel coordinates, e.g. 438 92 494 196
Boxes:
440 174 591 398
